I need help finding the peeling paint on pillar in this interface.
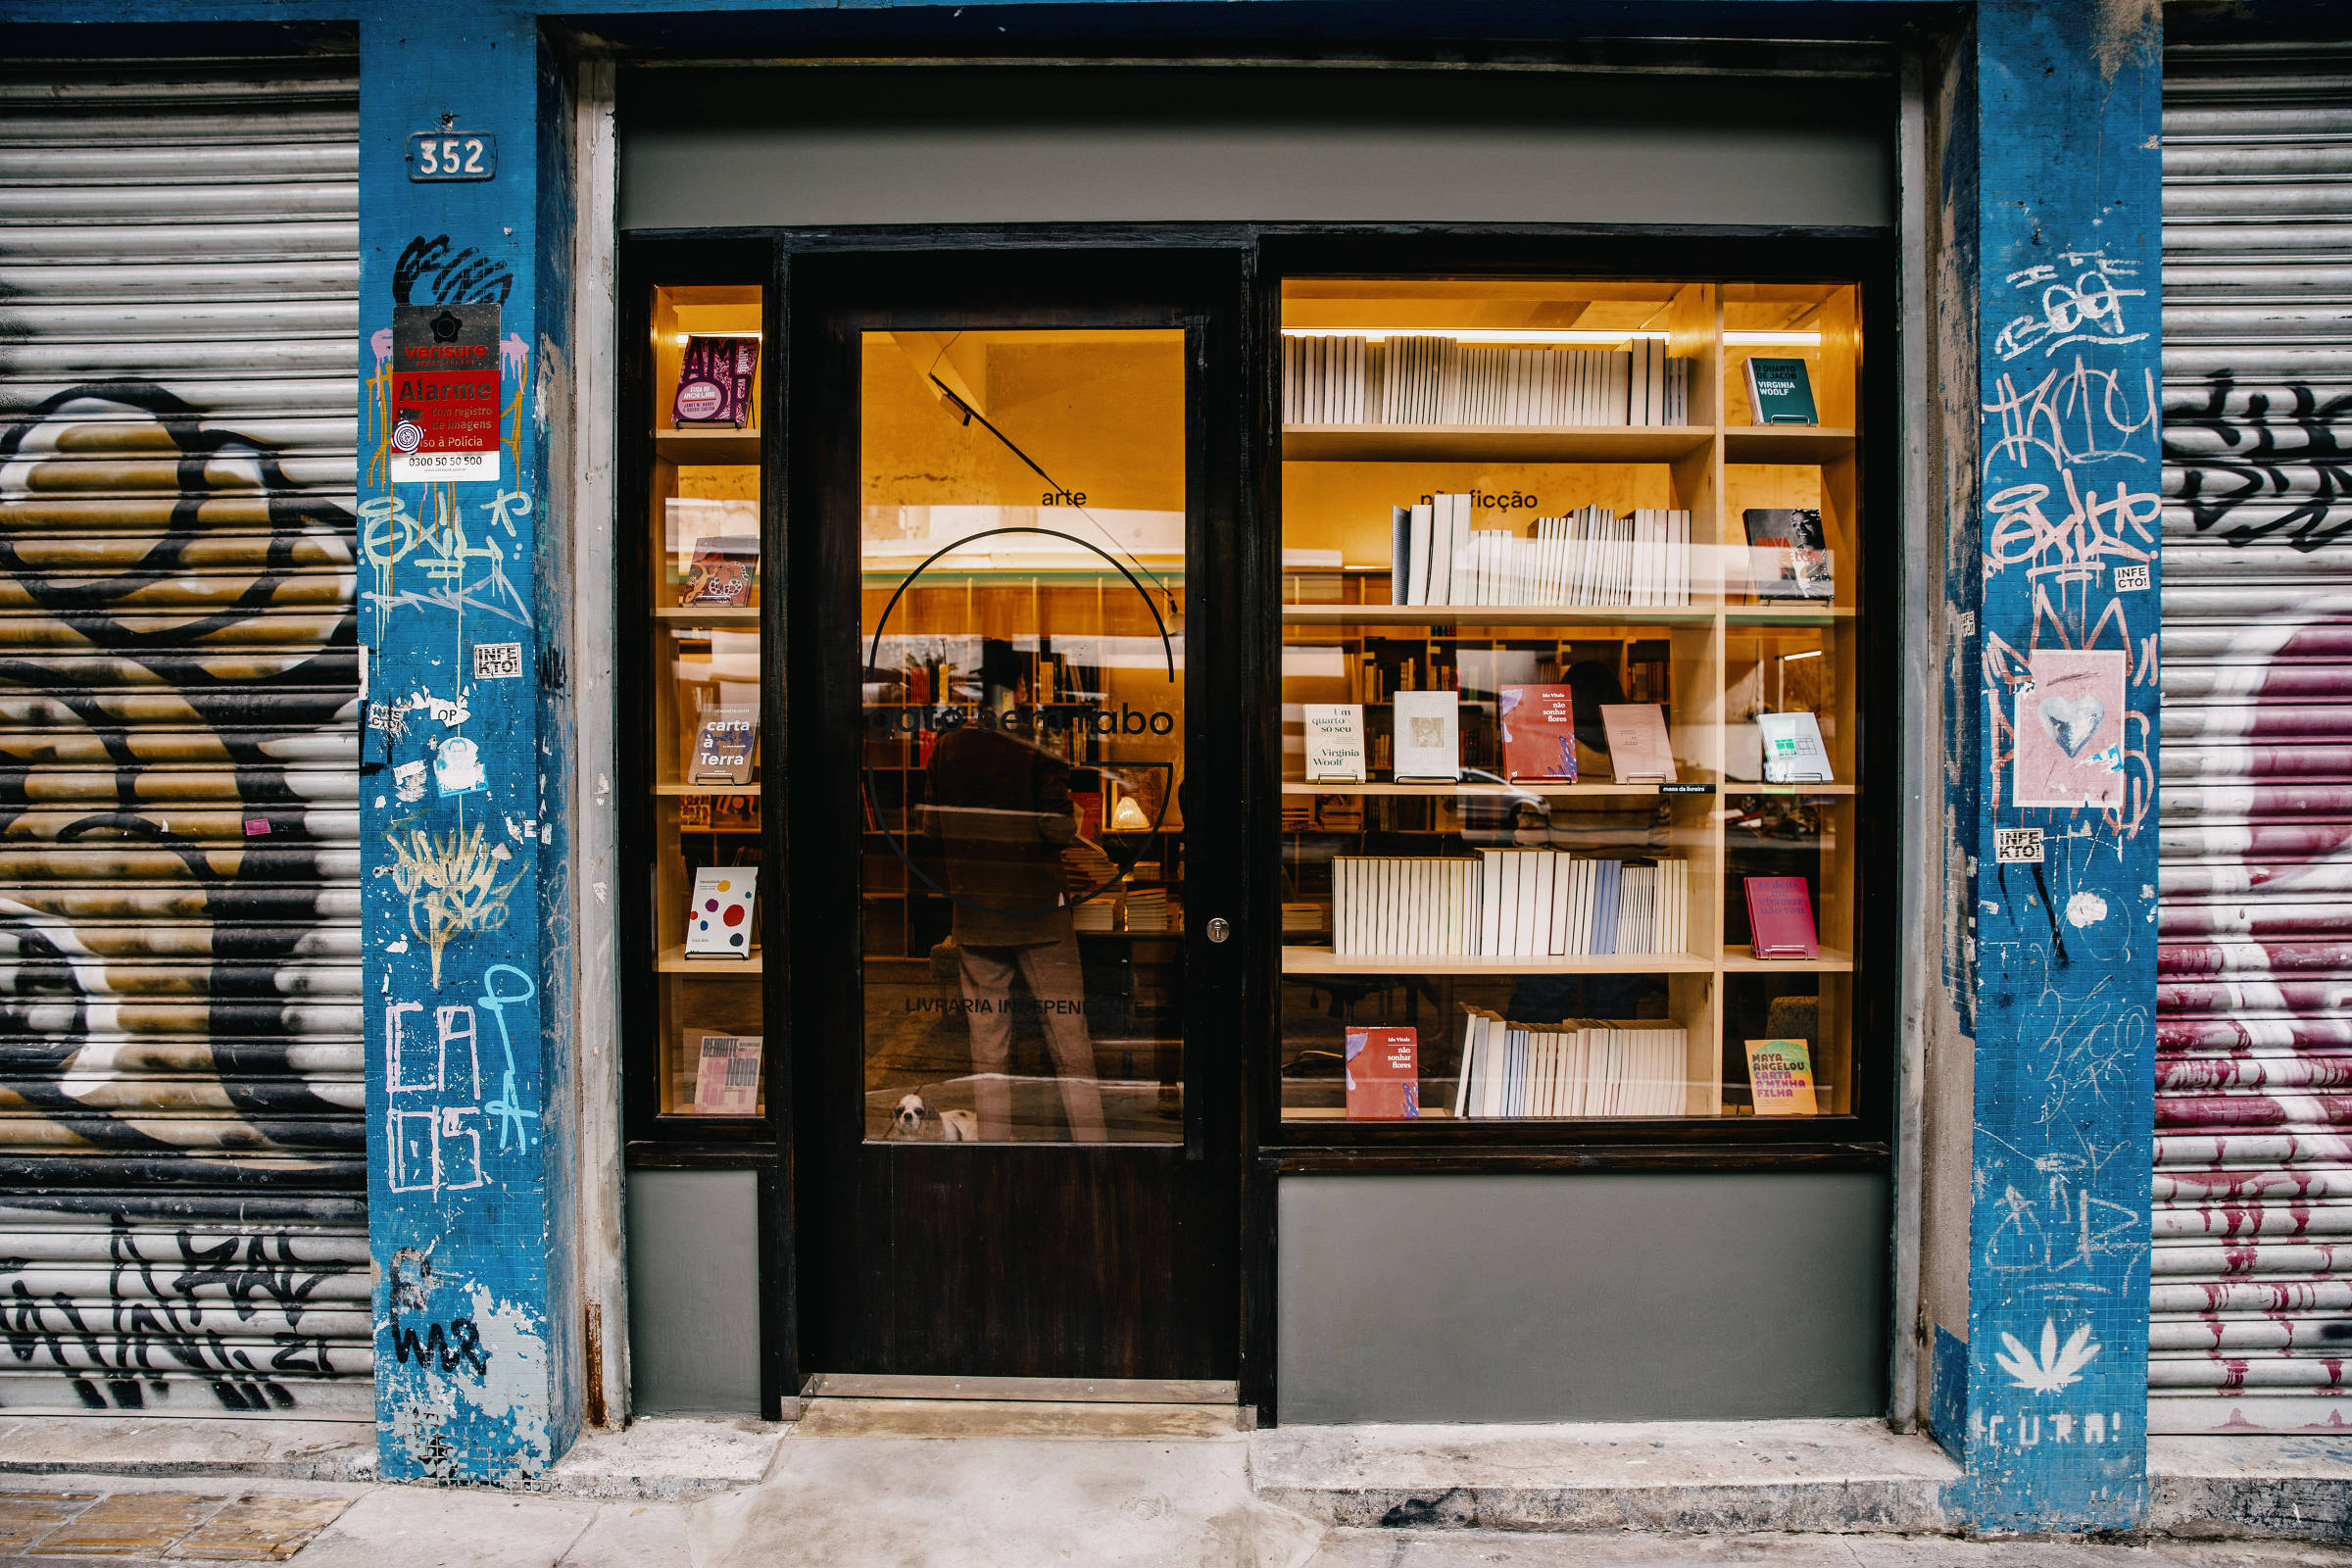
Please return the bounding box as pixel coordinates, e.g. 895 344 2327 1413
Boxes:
358 12 579 1483
1950 0 2163 1533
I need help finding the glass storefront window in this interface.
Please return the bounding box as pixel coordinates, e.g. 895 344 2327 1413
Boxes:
1276 275 1863 1125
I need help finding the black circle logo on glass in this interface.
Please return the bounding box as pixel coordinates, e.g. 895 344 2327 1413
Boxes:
863 526 1176 919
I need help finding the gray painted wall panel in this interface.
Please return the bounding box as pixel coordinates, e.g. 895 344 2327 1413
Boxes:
626 1169 761 1416
619 68 1892 231
1278 1172 1888 1424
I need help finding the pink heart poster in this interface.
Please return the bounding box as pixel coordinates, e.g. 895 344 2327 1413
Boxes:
2014 649 2126 809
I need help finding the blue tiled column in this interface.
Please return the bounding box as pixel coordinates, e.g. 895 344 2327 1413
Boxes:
357 8 581 1481
1938 0 2165 1532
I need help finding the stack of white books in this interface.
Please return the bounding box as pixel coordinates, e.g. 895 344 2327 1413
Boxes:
1283 335 1692 428
1329 852 1688 958
1391 497 1691 608
1454 1010 1689 1118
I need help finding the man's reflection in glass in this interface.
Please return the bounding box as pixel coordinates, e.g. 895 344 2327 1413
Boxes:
924 640 1108 1142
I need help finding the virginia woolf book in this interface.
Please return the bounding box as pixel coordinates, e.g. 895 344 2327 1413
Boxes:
691 1033 763 1116
1345 1026 1420 1120
1755 710 1832 784
1391 690 1461 782
1743 357 1818 424
1498 685 1577 782
1303 704 1367 783
1600 704 1678 784
1743 1037 1819 1116
692 705 758 784
1743 876 1819 959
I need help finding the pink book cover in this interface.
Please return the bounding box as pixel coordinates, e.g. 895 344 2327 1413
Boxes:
1498 685 1577 781
1743 876 1819 958
2014 648 2126 809
1599 704 1679 783
1345 1026 1421 1120
691 1033 762 1115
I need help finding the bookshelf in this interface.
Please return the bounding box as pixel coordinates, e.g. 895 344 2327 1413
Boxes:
642 281 767 1120
1277 274 1860 1129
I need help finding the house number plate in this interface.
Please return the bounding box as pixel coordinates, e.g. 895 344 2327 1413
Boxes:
408 131 497 181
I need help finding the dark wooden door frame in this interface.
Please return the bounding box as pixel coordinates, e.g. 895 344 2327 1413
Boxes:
784 244 1255 1386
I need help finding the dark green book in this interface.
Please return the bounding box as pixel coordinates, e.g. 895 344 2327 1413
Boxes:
1743 357 1819 424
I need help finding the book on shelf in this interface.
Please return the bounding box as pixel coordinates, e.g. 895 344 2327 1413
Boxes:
1755 710 1833 783
1314 793 1364 831
1598 704 1678 784
1304 703 1367 783
673 333 760 428
690 1033 762 1115
1282 334 1691 427
1499 685 1577 782
1455 1008 1689 1118
692 704 758 784
1282 902 1327 934
685 864 759 956
1742 509 1832 600
1743 876 1820 959
1388 498 1691 608
1345 1026 1421 1120
1743 356 1819 425
1391 690 1460 781
1331 851 1688 958
679 535 759 607
1743 1037 1820 1115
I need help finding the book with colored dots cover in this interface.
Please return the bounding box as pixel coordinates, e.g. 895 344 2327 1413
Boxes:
684 865 759 957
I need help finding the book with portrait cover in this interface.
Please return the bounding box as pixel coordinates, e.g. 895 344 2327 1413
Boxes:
1498 685 1577 782
1742 509 1832 600
691 1033 763 1115
1346 1026 1420 1120
1392 689 1461 782
679 536 759 606
1743 875 1819 959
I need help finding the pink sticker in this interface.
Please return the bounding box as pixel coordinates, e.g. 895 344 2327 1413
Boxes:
244 817 271 836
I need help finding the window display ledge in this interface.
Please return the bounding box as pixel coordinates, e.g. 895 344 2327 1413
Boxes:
1259 1138 1891 1175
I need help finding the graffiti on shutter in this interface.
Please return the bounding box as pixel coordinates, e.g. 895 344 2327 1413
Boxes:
2156 41 2352 1434
0 58 368 1414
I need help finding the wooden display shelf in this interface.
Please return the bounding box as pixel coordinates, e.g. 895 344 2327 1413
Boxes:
1284 948 1713 976
1281 780 1677 797
1283 604 1715 627
654 427 760 466
658 943 764 975
1723 425 1855 464
1283 423 1713 464
1725 604 1855 625
1720 945 1854 972
653 605 760 624
1723 782 1852 796
657 783 763 796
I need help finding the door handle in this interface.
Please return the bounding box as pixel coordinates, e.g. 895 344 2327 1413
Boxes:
1205 916 1231 944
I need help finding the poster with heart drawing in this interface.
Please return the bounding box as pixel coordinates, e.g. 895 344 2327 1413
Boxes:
2014 649 2126 809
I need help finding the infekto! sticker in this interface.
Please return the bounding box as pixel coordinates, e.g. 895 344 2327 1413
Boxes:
473 641 523 680
390 302 501 483
1995 827 2045 864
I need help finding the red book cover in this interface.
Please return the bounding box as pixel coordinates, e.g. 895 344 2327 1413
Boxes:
1498 685 1577 782
1346 1026 1420 1120
1743 876 1820 959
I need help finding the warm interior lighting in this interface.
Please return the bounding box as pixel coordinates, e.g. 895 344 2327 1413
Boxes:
1777 649 1825 662
1281 328 1671 345
1723 331 1825 346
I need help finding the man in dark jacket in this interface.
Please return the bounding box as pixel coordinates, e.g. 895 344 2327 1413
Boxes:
924 648 1107 1142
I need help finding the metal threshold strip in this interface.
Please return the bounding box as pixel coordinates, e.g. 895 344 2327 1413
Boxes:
802 1373 1238 1405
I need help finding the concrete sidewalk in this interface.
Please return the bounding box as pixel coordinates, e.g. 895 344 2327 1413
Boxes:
0 1408 2347 1565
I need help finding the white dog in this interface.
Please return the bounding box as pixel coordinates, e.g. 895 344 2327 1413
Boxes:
889 1094 978 1142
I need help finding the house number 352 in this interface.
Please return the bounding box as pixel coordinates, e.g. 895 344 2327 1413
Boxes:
408 130 497 181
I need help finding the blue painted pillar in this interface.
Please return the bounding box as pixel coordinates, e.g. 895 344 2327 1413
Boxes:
358 8 581 1481
1946 0 2164 1532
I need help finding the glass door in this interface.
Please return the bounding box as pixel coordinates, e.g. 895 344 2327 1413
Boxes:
792 257 1244 1385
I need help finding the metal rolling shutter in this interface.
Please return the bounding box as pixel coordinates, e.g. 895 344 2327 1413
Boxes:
0 57 366 1415
2157 41 2352 1435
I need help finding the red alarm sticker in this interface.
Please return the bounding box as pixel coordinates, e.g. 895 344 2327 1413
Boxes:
390 302 502 482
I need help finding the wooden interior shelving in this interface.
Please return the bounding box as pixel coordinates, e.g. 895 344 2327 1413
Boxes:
1277 274 1861 1126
